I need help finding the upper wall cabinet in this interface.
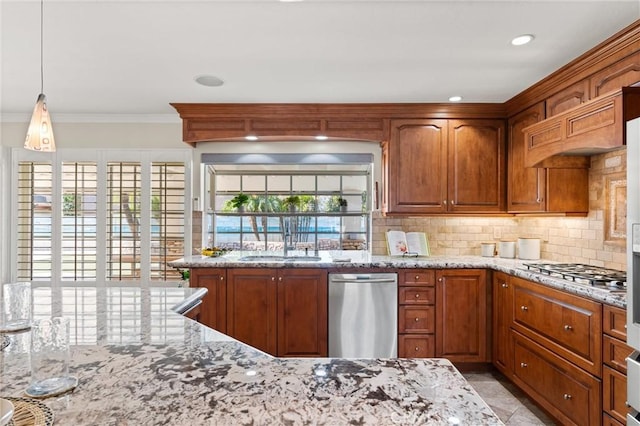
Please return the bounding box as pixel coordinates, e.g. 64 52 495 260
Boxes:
385 119 506 215
545 80 590 118
590 51 640 98
507 103 588 214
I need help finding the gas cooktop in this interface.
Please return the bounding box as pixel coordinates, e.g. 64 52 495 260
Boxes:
521 263 626 292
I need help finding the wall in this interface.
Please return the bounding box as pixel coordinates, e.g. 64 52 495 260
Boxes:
373 148 627 271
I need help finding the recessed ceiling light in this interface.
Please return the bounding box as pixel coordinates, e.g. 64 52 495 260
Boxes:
245 135 258 141
194 75 224 87
511 34 535 46
448 95 463 102
315 135 328 140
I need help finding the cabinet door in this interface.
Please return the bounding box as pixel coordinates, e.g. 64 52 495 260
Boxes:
590 51 640 98
277 269 328 357
436 269 489 362
546 79 590 117
507 103 546 212
492 272 513 377
226 268 277 355
189 268 227 331
388 119 448 214
447 119 506 212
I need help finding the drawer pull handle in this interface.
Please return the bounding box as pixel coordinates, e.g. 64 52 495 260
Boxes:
520 306 528 311
415 293 420 298
415 347 420 352
520 362 527 368
563 325 573 331
501 283 508 288
563 394 572 400
415 318 420 322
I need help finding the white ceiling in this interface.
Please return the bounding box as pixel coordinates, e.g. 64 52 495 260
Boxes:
1 0 639 121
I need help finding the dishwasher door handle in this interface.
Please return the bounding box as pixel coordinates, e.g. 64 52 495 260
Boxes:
329 278 397 283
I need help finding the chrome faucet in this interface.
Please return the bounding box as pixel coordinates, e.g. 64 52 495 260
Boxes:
283 220 295 257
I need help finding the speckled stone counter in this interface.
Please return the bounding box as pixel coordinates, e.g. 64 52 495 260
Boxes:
170 253 627 308
0 286 503 425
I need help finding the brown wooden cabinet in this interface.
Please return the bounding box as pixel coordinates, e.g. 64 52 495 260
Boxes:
435 269 490 363
227 268 278 354
511 277 602 376
590 51 640 98
602 305 632 425
492 271 513 377
546 79 590 117
512 331 601 426
226 268 327 357
398 269 435 358
189 268 227 331
387 119 505 215
276 268 328 357
507 102 588 214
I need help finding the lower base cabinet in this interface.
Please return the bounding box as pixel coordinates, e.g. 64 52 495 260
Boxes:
189 268 227 331
512 331 601 426
226 268 328 357
436 269 490 363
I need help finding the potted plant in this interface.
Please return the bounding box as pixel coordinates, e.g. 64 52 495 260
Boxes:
230 193 249 212
283 195 300 212
338 197 348 212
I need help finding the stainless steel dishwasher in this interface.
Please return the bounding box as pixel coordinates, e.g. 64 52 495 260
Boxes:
328 273 398 358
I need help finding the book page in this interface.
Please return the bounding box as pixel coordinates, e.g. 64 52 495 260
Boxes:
386 230 409 256
406 232 429 256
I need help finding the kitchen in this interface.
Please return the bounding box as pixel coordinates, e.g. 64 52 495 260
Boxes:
1 1 640 425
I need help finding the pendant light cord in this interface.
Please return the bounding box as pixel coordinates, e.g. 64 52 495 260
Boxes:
40 0 44 94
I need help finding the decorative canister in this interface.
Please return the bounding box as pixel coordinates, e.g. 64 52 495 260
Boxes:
480 243 496 257
518 238 541 260
498 241 516 259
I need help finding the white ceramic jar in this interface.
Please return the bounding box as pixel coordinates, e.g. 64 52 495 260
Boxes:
498 241 516 259
518 238 541 260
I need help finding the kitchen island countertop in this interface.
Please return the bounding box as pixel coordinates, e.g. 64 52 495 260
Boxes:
0 286 503 425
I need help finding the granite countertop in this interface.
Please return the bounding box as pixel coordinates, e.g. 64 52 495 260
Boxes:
170 252 627 308
0 286 503 425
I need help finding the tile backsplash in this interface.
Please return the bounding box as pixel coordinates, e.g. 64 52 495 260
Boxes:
372 148 628 271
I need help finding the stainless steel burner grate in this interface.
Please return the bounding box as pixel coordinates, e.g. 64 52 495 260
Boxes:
522 262 626 290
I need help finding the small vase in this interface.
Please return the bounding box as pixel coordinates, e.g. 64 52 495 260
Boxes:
237 206 245 213
340 206 347 213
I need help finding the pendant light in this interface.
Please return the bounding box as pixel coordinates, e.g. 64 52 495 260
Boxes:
24 0 55 152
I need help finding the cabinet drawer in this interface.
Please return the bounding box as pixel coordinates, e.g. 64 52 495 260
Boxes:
399 286 435 305
512 332 601 426
398 335 435 358
512 278 601 375
399 270 435 286
603 334 632 374
603 305 627 341
399 306 435 333
603 365 628 424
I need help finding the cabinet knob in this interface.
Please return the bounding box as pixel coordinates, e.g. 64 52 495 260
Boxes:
220 276 224 281
415 346 420 352
415 318 420 322
450 200 455 205
563 394 572 400
520 362 527 368
415 275 420 280
438 278 442 283
563 324 573 331
501 283 508 288
520 305 528 311
271 277 275 281
415 293 420 298
536 198 541 203
443 200 447 205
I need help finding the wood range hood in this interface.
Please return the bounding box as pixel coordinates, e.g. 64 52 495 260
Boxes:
522 86 640 168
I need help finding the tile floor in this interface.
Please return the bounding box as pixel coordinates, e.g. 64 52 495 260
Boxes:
463 371 557 425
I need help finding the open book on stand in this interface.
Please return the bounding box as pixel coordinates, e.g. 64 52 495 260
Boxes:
386 230 430 256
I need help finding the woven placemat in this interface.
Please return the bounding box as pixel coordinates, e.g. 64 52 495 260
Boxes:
2 397 53 426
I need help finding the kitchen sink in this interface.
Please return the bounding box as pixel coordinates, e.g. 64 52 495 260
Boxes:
238 255 288 262
237 255 322 262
